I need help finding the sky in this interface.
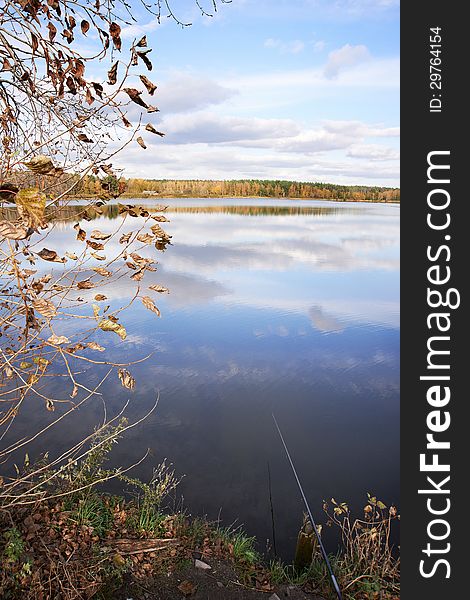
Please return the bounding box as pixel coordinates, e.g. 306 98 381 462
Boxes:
110 0 400 186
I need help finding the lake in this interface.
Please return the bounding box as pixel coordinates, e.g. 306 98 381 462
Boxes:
3 198 400 559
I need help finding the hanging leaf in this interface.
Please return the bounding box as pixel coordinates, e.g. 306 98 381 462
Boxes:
100 164 114 176
81 20 90 35
15 189 46 231
86 240 105 251
109 22 122 50
37 248 65 263
98 319 127 340
74 223 86 241
62 29 74 44
24 155 56 175
45 399 55 412
78 133 93 143
47 22 57 42
152 215 169 222
141 296 160 317
145 123 165 136
108 61 118 85
93 267 112 277
137 233 154 244
149 284 169 293
0 221 29 240
118 368 136 390
94 294 108 301
33 298 57 318
91 229 112 240
119 232 132 244
147 105 159 113
91 251 106 261
65 251 78 260
137 52 152 71
123 88 148 108
47 334 70 345
92 82 104 98
130 252 151 267
136 136 147 149
87 341 105 352
77 280 94 290
136 35 147 47
150 223 170 238
131 269 145 281
139 75 157 95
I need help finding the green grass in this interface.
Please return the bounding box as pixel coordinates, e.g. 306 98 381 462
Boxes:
69 494 114 537
3 527 24 563
215 526 260 565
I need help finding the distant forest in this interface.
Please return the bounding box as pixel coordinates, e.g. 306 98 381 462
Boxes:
73 177 400 203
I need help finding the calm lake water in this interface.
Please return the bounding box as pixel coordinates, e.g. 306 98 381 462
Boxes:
5 198 400 559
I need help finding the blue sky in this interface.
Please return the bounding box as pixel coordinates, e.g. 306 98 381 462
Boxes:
111 0 399 185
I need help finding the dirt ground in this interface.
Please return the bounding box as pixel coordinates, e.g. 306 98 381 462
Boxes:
115 558 326 600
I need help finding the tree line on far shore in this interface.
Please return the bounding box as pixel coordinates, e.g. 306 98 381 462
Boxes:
73 176 400 202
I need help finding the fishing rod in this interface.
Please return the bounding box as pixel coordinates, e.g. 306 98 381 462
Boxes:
272 414 343 600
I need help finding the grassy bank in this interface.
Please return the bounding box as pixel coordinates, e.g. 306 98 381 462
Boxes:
0 494 400 600
1 424 399 600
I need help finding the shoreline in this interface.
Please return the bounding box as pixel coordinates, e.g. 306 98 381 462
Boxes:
65 194 400 204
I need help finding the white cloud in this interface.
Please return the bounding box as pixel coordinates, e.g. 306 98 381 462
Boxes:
152 113 398 155
324 44 371 79
157 73 237 114
158 112 300 144
313 40 326 52
264 38 306 54
347 144 399 161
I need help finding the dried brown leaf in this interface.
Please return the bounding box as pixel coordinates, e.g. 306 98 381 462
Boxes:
137 233 154 244
98 319 127 340
131 269 145 281
140 75 157 95
74 223 86 241
0 220 29 240
33 298 57 318
118 368 135 390
47 334 70 345
86 240 105 251
108 61 118 85
141 296 160 317
119 232 132 244
149 285 169 293
37 248 65 263
123 88 148 108
87 342 105 352
91 229 112 240
93 267 113 277
145 123 165 136
136 136 147 149
77 280 95 289
109 22 122 50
